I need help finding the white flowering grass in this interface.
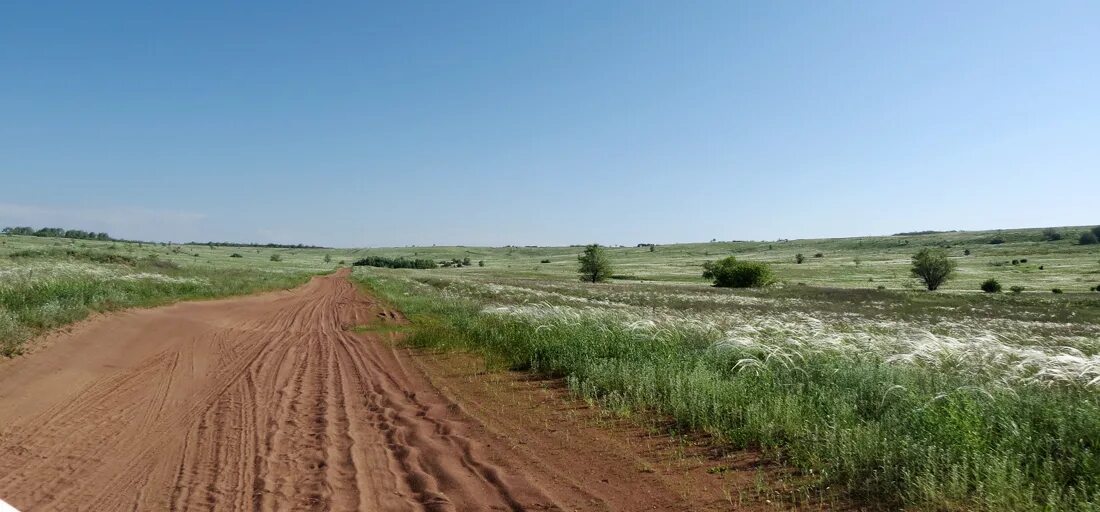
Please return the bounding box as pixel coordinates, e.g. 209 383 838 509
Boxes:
357 269 1100 511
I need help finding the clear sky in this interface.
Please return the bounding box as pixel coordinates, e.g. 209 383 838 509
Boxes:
2 1 1098 247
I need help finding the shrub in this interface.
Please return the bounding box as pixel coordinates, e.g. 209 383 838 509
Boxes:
1010 286 1025 294
910 248 956 291
462 257 471 266
1042 228 1063 241
1080 231 1098 245
324 254 332 263
813 252 824 258
980 278 1002 293
795 253 804 264
1093 226 1100 239
541 259 552 264
577 244 612 283
353 256 436 269
989 237 1005 244
478 260 485 267
702 257 774 288
1020 258 1028 263
1052 288 1063 294
963 249 971 256
269 254 282 262
229 253 243 258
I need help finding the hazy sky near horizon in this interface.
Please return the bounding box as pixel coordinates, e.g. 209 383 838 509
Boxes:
3 1 1098 247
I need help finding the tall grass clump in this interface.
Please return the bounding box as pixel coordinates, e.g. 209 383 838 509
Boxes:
356 271 1100 511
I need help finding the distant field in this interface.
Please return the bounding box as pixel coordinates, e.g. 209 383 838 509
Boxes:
356 226 1100 293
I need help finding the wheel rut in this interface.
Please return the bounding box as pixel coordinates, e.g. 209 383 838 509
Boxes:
0 270 567 511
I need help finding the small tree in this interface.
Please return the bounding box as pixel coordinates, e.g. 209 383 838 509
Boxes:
1042 228 1063 241
324 254 332 263
910 248 956 291
1093 226 1100 239
478 260 485 267
1080 231 1098 245
980 278 1002 293
795 253 804 264
270 254 283 262
577 244 612 283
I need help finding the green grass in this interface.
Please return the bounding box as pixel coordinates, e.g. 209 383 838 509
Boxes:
356 271 1100 511
0 236 342 355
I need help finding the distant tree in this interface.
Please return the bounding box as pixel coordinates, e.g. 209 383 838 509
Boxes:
963 248 971 256
1079 231 1098 245
649 245 656 252
795 253 804 264
1042 228 1063 241
577 244 612 283
1093 226 1100 239
462 256 471 266
910 248 956 291
324 254 332 263
702 256 773 288
478 260 485 267
270 254 283 262
813 252 824 258
980 278 1002 293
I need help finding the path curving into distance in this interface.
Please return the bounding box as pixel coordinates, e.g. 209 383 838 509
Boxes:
0 270 585 511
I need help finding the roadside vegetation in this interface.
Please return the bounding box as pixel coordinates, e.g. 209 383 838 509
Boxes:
0 235 347 356
348 224 1100 511
356 267 1100 511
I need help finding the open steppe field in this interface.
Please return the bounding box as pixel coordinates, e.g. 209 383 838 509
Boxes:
2 226 1100 510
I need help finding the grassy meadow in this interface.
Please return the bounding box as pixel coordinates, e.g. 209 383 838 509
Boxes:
4 225 1100 509
0 234 360 356
350 225 1100 511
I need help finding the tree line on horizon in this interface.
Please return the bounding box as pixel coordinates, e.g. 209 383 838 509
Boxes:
2 226 112 241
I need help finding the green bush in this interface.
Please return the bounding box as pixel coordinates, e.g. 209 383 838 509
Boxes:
540 259 552 264
1042 228 1064 241
352 256 437 269
702 257 773 288
230 253 243 258
1080 231 1098 245
1052 288 1063 294
910 248 956 291
795 253 805 264
269 254 282 262
1010 286 1025 294
980 278 1002 293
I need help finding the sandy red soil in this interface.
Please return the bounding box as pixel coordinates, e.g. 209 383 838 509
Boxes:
0 270 813 511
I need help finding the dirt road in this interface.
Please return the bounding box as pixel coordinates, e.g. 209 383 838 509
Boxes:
0 271 745 511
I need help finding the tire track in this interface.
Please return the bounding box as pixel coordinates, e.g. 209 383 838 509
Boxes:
0 270 572 511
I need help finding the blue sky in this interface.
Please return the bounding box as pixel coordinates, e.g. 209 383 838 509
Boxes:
2 1 1098 247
